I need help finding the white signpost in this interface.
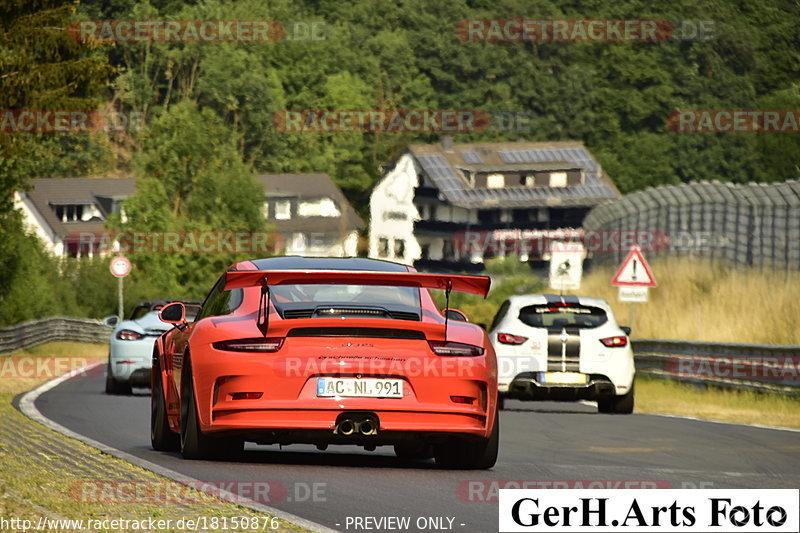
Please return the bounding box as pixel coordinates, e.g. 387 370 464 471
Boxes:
611 245 656 329
109 256 131 320
549 241 586 292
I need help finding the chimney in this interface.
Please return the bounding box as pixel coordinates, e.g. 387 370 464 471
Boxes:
441 135 454 152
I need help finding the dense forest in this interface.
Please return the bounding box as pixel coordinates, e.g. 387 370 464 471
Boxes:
1 0 798 323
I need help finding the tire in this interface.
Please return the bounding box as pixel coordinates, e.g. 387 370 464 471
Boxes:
394 443 434 460
435 409 499 469
497 393 506 411
151 361 179 451
180 356 243 460
105 360 132 395
598 385 634 414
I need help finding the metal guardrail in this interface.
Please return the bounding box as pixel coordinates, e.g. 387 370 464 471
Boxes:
0 317 112 355
633 339 800 395
1 317 798 396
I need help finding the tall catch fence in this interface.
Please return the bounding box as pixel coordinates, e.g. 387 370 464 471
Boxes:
582 179 800 267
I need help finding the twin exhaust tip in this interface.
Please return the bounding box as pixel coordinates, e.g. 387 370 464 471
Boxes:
335 414 378 436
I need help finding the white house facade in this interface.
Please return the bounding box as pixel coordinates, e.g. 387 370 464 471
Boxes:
368 139 620 271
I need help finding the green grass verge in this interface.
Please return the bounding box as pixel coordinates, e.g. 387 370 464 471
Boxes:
636 374 800 429
0 342 308 533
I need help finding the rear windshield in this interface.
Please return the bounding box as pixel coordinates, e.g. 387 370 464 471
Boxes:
519 304 607 329
271 284 420 308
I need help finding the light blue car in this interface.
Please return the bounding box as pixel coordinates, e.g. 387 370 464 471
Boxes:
104 300 199 394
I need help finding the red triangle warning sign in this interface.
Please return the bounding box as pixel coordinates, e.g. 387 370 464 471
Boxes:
611 245 657 287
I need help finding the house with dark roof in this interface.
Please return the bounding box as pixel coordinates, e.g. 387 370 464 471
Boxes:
257 173 363 257
15 174 363 258
369 139 620 269
14 177 137 256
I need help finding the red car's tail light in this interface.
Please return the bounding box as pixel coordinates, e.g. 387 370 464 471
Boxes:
497 332 528 345
116 329 144 341
428 341 484 357
600 336 628 348
213 338 284 352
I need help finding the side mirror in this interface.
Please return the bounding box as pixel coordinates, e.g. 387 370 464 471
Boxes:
103 315 119 327
620 326 631 336
159 302 186 327
444 308 469 322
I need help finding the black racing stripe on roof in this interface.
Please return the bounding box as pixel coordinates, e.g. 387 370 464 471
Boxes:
248 256 410 272
543 294 562 304
562 295 580 305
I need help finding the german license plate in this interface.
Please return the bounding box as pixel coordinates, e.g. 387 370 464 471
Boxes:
316 378 403 398
539 372 588 385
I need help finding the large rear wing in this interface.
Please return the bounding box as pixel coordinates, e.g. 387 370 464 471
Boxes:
224 270 491 297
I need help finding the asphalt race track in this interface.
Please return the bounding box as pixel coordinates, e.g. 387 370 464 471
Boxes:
34 373 800 532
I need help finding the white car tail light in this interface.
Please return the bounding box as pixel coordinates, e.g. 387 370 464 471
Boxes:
116 329 144 341
497 332 528 345
600 336 628 348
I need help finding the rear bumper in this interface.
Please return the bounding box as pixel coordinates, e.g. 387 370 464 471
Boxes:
207 407 489 439
505 373 616 401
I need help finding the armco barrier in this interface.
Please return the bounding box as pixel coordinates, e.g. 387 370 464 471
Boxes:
632 339 800 395
0 317 112 355
1 317 798 396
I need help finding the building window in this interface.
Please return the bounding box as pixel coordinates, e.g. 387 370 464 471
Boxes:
274 200 291 220
378 237 389 257
298 198 340 217
521 175 535 187
290 232 306 252
486 174 504 188
549 172 568 187
394 239 405 259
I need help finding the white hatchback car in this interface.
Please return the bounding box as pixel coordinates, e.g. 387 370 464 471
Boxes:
489 294 634 414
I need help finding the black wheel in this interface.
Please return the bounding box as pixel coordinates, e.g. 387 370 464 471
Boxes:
598 385 634 414
105 360 132 395
151 360 179 451
435 409 499 469
394 442 434 460
180 356 243 460
497 393 506 410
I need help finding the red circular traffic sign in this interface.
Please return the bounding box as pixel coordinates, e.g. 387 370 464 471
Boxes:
109 256 132 278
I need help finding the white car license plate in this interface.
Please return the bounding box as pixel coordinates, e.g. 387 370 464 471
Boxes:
539 372 588 385
316 378 403 398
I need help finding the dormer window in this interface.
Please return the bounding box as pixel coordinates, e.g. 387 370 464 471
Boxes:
549 172 568 187
51 203 102 223
486 174 504 188
274 199 291 220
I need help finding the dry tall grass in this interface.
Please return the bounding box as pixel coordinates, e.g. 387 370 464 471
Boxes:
572 257 800 344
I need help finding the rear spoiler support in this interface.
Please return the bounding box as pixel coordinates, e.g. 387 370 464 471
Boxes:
257 278 269 337
443 280 452 342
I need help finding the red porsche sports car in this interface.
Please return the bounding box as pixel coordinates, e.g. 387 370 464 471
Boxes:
151 257 499 469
